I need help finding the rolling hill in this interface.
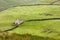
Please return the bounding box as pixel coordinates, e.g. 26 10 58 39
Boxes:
0 5 60 39
0 0 60 11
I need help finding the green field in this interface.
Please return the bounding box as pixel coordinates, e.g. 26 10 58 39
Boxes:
0 0 60 11
0 5 60 40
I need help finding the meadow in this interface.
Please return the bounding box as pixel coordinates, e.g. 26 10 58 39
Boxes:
0 0 60 11
0 5 60 40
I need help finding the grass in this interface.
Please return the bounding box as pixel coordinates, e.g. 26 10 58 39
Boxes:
0 0 60 11
0 32 59 40
0 5 60 39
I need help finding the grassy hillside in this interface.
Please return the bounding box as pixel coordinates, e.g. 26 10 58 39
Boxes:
0 0 60 11
0 5 60 40
0 32 59 40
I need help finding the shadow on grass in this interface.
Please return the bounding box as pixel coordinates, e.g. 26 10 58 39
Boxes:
0 32 59 40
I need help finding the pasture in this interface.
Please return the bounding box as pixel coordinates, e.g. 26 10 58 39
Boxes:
0 5 60 39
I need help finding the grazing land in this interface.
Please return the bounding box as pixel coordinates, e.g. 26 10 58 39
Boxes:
0 5 60 40
0 0 60 11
